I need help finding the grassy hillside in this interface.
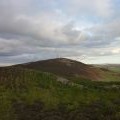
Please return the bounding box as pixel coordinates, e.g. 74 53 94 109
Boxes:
103 65 120 73
14 58 120 81
0 67 120 120
93 64 120 73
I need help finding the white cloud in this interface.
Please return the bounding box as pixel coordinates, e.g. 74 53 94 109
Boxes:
62 0 113 17
112 48 120 54
0 0 120 65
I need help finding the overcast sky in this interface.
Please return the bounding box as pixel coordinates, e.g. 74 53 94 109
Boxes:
0 0 120 66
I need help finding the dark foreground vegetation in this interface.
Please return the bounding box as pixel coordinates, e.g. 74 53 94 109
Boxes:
0 67 120 120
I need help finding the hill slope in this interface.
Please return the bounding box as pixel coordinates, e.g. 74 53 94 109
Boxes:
0 67 120 120
0 58 120 119
14 58 103 80
13 58 120 81
94 64 120 73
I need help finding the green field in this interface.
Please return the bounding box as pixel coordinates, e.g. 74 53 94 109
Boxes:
0 67 120 120
108 67 120 73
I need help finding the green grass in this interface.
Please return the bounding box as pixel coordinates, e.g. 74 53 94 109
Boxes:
100 70 120 82
109 67 120 73
93 67 120 82
0 67 120 120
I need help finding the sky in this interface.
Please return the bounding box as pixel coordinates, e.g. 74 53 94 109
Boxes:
0 0 120 66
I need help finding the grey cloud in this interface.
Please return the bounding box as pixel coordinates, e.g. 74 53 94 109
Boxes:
81 19 120 48
61 22 81 43
0 0 119 65
59 0 113 17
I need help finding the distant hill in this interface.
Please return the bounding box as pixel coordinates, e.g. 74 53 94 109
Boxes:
93 64 120 73
13 58 103 81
